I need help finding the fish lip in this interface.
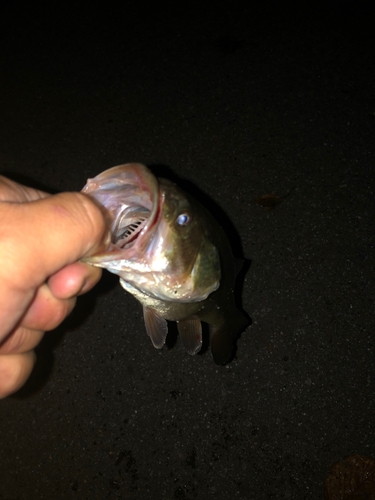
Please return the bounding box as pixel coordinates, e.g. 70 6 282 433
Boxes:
82 163 161 264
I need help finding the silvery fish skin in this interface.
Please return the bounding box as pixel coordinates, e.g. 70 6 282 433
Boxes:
82 163 248 364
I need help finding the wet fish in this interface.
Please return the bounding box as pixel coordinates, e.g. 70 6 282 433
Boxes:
82 163 248 364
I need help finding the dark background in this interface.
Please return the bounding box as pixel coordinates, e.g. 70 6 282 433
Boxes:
0 4 374 499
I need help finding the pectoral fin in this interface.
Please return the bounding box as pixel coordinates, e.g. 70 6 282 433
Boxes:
143 307 168 349
177 316 203 355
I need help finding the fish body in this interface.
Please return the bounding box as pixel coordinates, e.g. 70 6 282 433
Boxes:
82 163 248 364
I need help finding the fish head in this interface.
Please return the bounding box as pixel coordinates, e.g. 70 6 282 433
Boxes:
82 164 220 303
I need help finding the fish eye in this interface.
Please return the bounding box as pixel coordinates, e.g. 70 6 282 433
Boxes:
176 213 190 226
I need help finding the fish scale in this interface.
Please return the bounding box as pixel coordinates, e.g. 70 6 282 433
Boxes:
82 163 249 364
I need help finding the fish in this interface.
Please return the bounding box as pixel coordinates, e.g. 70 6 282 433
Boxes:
81 163 248 364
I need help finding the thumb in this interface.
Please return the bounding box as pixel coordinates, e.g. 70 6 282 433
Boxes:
3 192 111 288
0 192 110 337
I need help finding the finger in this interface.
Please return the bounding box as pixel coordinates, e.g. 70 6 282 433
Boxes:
0 351 36 399
0 193 110 336
19 283 77 332
0 327 44 355
2 192 110 285
48 262 102 299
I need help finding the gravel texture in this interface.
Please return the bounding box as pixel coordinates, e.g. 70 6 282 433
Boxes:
0 5 374 499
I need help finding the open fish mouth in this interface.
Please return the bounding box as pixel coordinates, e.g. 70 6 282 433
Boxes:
81 163 160 263
112 206 150 249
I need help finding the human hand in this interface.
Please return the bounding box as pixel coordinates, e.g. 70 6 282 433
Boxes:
0 175 110 398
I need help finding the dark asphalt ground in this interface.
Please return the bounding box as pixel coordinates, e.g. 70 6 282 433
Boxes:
0 4 374 499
